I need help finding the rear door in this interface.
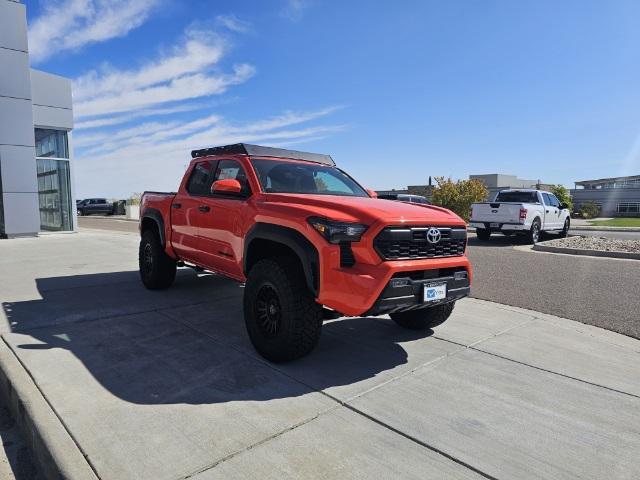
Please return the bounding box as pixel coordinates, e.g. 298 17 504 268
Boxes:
170 160 217 264
196 159 252 279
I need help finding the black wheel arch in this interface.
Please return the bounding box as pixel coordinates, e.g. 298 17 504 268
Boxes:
244 223 320 296
140 208 166 247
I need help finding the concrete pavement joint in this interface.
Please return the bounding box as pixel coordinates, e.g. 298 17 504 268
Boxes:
180 409 338 480
164 311 500 480
467 346 640 400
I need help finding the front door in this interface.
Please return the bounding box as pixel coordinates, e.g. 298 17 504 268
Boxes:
542 193 561 229
197 159 251 279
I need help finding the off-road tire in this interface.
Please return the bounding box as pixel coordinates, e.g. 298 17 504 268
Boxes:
526 218 541 245
476 228 491 240
139 229 176 289
390 301 455 330
244 257 322 362
560 218 570 237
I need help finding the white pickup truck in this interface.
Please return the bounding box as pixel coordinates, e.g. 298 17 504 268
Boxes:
469 189 571 244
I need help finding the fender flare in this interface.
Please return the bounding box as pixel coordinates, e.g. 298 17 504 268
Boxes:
244 223 320 295
140 207 166 247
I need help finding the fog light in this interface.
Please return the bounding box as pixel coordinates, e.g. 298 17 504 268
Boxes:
390 278 410 288
454 271 468 281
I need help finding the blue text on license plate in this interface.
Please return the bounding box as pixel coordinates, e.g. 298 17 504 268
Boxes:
424 283 447 302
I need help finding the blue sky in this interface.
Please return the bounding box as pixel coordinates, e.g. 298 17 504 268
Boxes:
24 0 640 198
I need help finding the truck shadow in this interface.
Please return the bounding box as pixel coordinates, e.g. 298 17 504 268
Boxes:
2 270 434 405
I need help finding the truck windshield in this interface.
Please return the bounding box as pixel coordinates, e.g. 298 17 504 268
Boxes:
251 158 369 197
495 191 539 203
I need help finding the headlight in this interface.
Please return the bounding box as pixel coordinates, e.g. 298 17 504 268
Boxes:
308 217 368 244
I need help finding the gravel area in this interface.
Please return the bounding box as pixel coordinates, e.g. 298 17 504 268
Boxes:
542 235 640 253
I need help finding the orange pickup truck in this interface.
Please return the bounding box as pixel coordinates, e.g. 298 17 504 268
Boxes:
140 144 471 361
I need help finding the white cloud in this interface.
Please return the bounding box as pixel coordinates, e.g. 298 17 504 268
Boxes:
74 107 347 198
73 28 255 118
74 103 208 130
215 14 251 33
281 0 312 21
28 0 159 63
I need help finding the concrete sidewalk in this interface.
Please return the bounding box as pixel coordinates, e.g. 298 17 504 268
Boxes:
0 231 639 480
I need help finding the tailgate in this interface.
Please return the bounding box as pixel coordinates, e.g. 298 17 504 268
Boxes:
472 203 522 223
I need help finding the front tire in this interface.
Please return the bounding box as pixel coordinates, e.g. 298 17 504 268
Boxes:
244 257 322 362
139 230 176 289
390 302 455 330
476 228 491 241
560 218 570 237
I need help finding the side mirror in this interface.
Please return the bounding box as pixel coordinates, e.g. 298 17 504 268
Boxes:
559 203 568 210
366 189 378 198
211 179 242 194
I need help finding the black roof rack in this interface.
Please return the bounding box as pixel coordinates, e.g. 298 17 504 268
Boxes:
190 143 335 166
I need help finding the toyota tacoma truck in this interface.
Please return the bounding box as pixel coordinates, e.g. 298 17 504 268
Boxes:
139 144 472 362
470 189 571 244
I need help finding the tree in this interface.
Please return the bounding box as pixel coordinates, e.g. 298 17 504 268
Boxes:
430 177 488 222
550 185 573 212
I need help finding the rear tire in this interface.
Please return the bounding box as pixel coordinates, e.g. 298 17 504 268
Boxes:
244 257 323 362
526 218 541 244
390 302 455 330
476 228 491 241
139 229 176 289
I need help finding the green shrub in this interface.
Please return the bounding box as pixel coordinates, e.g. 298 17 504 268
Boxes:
431 177 488 221
580 201 600 219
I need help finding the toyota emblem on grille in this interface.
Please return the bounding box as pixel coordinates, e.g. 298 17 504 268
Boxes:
426 227 442 244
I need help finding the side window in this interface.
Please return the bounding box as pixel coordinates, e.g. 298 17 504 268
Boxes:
212 160 250 196
542 193 552 205
549 194 561 207
186 161 216 195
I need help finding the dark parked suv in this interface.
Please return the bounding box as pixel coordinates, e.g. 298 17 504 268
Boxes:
77 198 113 216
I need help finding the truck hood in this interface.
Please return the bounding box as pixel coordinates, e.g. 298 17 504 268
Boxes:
261 194 464 226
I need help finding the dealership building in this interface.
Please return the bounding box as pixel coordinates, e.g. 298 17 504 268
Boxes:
0 0 75 238
571 175 640 216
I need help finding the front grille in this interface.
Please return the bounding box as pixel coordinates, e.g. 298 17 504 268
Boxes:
374 226 466 260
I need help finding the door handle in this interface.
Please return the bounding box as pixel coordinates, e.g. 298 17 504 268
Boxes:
198 205 211 213
546 210 549 213
172 203 182 209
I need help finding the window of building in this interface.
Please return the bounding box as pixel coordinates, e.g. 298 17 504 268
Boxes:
35 129 73 231
617 203 640 214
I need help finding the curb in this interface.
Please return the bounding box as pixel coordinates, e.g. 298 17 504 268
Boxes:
78 215 138 223
0 339 98 480
571 226 640 232
532 243 640 260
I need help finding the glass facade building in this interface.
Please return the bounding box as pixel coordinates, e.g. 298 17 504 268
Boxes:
35 129 73 231
0 0 74 238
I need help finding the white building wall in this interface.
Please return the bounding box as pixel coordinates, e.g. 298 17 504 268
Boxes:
0 0 40 237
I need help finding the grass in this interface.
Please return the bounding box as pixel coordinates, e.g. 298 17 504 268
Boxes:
587 218 640 227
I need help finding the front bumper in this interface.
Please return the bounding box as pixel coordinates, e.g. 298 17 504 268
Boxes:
363 269 470 316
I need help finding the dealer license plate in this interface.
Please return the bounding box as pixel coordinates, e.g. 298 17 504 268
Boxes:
424 283 447 302
490 223 500 228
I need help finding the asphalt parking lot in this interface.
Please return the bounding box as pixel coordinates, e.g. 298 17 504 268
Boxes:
0 230 639 479
466 234 640 338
